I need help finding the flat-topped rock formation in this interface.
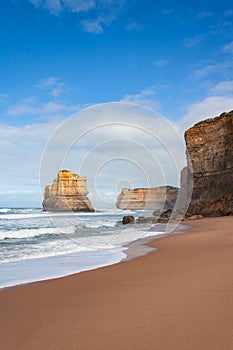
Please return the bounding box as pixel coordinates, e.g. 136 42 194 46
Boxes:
181 110 233 216
42 170 94 212
116 186 178 210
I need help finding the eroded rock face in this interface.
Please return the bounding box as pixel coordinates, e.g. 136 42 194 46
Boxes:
116 186 178 210
42 170 95 212
183 111 233 216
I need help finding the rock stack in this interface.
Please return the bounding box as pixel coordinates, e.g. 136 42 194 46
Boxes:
116 186 178 210
42 170 95 212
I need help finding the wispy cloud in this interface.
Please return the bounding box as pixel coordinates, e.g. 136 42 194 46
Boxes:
125 22 143 31
187 57 233 83
178 80 233 131
184 35 204 48
223 40 233 53
7 101 79 117
179 95 233 132
30 0 95 14
121 86 161 111
62 0 95 13
1 102 186 206
30 0 62 15
36 76 60 88
154 59 168 67
209 80 233 95
190 63 217 79
224 9 233 16
81 16 105 34
35 76 64 97
196 11 213 19
29 0 127 33
162 8 173 15
0 93 10 104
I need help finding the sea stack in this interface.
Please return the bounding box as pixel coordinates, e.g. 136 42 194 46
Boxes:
116 186 178 210
42 170 95 212
181 110 233 216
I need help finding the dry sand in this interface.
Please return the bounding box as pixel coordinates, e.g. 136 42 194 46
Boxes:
0 217 233 350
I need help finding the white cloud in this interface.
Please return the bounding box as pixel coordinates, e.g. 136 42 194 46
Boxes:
30 0 95 14
223 40 233 54
62 0 95 13
7 101 78 116
125 22 143 31
1 102 186 207
184 35 204 48
189 59 232 80
36 76 64 97
178 96 233 132
190 63 217 79
121 87 161 111
36 76 60 88
0 120 60 206
196 11 213 19
43 0 62 14
225 9 233 16
154 59 168 67
0 93 10 104
81 17 104 34
29 0 127 32
209 80 233 95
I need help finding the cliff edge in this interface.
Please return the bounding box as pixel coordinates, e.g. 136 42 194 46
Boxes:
181 110 233 216
42 170 95 212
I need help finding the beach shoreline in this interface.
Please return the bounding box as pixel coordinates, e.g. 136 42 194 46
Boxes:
0 216 233 349
0 215 185 290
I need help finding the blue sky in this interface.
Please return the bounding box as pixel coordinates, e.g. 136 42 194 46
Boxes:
1 0 233 207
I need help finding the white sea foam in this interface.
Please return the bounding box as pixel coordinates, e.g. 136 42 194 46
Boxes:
0 207 166 288
0 208 11 213
0 238 94 263
0 226 75 240
0 208 135 220
0 246 127 289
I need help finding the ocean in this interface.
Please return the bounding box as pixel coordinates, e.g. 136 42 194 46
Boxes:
0 208 177 289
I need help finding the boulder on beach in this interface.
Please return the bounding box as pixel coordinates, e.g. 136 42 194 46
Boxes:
122 216 135 224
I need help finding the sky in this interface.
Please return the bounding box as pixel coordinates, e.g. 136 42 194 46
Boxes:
1 0 233 208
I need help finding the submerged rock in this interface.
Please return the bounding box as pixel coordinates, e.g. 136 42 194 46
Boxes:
136 216 158 224
122 216 135 224
153 208 172 218
42 170 95 212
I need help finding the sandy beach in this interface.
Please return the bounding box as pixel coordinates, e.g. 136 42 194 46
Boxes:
0 216 233 350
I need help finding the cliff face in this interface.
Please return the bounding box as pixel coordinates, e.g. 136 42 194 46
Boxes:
116 186 178 210
42 170 94 212
182 111 233 216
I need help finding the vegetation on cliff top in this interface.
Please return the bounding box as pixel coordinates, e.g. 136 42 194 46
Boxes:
194 110 233 127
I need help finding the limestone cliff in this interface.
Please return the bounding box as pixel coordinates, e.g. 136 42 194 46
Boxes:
181 110 233 216
116 186 178 210
42 170 94 212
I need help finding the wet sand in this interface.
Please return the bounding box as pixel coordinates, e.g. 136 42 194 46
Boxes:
0 216 233 350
